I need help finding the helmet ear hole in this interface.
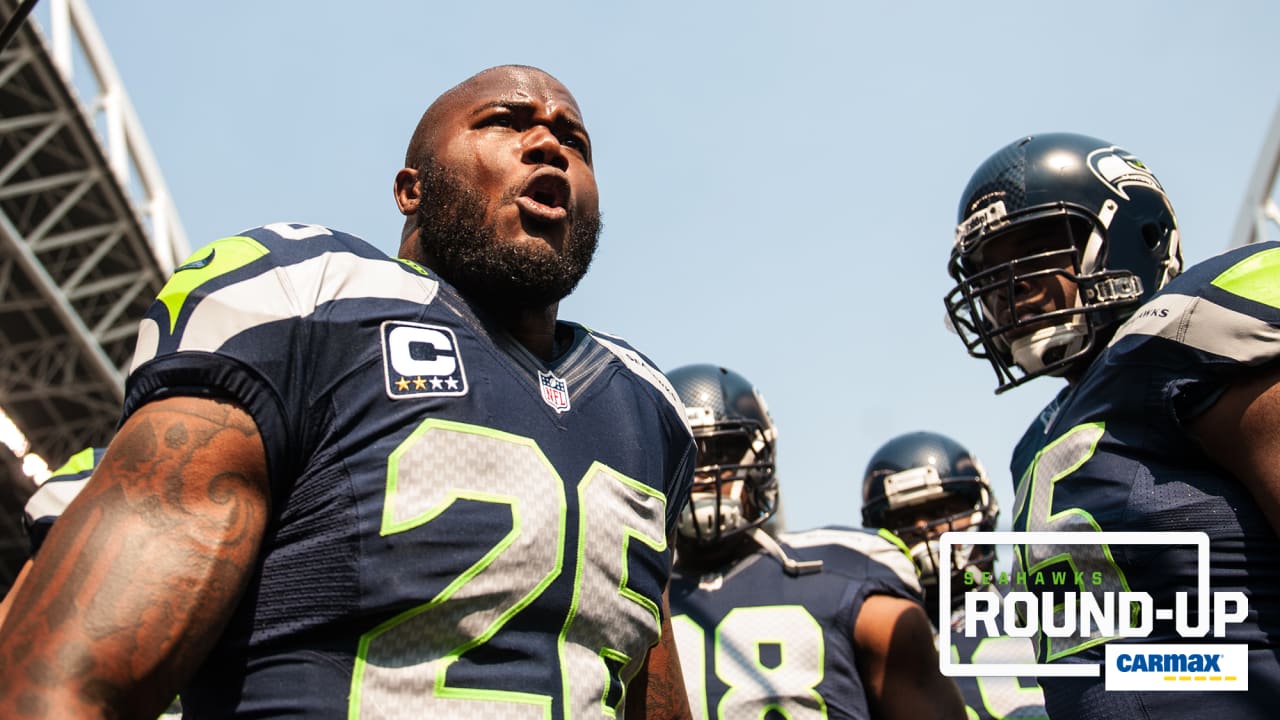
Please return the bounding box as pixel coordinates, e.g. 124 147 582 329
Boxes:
1141 222 1165 251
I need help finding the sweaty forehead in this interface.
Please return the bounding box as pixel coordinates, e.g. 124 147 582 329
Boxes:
444 67 583 121
406 67 585 166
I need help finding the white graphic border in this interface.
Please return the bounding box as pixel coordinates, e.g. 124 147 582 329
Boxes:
938 530 1210 678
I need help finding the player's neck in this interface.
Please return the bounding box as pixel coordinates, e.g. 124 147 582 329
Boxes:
399 231 564 361
675 534 756 573
496 304 562 361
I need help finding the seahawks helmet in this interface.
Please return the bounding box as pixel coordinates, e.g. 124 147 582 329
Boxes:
862 431 998 609
667 364 778 548
944 133 1182 393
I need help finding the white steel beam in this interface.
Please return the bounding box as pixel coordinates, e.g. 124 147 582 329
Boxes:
1231 100 1280 247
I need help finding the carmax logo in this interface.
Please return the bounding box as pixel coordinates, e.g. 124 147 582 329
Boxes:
1105 644 1248 691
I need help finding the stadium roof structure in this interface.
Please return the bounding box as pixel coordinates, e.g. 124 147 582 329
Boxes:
0 0 189 591
1232 101 1280 248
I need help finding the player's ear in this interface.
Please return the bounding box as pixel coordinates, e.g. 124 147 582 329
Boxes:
394 168 421 217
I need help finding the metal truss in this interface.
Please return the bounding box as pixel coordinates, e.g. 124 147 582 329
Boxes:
1231 101 1280 247
0 0 188 469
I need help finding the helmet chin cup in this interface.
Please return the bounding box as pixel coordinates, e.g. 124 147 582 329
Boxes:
677 493 746 542
911 539 941 583
911 531 982 592
1009 319 1087 375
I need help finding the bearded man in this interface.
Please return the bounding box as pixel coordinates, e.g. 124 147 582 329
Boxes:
0 65 696 720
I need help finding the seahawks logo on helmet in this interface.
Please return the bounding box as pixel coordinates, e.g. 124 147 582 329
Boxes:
1086 146 1165 201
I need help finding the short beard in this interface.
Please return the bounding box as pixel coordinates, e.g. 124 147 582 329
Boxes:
413 158 602 311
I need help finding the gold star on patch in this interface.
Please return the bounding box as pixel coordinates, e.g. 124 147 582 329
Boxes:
413 376 427 390
396 377 410 392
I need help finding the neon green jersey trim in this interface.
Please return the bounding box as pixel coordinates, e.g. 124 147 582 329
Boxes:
158 236 269 333
875 528 920 578
1211 246 1280 309
48 446 95 478
395 257 431 276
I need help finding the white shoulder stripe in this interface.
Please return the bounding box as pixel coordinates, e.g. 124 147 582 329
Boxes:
591 334 691 431
1110 293 1280 365
133 253 437 369
780 528 921 593
25 476 89 521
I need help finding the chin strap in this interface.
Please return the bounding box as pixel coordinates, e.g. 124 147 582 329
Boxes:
750 528 823 576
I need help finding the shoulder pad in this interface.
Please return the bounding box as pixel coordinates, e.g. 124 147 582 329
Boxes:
780 526 921 593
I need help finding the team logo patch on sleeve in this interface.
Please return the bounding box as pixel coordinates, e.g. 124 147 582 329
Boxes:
538 370 571 413
381 321 468 399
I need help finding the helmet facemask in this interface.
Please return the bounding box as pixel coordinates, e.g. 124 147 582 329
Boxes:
945 208 1146 393
677 419 778 548
863 467 997 609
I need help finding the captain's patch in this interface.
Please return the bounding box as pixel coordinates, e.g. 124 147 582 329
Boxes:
381 321 468 399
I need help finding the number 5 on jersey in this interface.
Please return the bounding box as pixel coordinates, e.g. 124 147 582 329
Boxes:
350 419 668 719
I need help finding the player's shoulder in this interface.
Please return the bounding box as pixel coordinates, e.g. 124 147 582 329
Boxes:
231 221 382 253
179 222 423 287
574 324 690 429
165 221 430 297
778 525 921 593
24 447 105 552
135 223 437 364
1109 241 1280 367
779 524 896 550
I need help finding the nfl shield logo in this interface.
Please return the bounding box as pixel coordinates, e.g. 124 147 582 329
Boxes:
538 370 571 413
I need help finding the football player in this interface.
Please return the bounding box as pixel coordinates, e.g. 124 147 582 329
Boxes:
862 431 1046 720
945 132 1280 717
0 447 103 629
0 66 696 719
667 364 965 720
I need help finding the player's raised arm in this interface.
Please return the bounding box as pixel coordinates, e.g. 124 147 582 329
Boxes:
0 395 269 719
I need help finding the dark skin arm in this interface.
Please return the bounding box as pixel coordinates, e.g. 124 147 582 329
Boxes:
625 582 693 720
1189 363 1280 538
0 395 269 719
854 594 966 720
0 558 33 630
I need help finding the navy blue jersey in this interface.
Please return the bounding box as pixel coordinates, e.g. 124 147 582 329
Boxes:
1009 242 1280 717
122 223 696 719
669 527 920 720
947 597 1047 720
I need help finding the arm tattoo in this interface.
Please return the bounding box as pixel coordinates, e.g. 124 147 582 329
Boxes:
629 662 691 720
0 396 268 718
627 607 694 720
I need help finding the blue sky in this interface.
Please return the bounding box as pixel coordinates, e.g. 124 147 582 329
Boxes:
40 1 1280 534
